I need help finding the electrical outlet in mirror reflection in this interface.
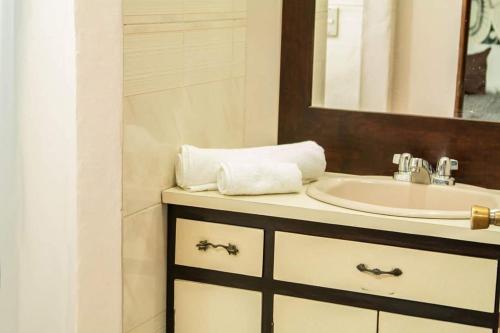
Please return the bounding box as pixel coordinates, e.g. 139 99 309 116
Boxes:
328 7 339 37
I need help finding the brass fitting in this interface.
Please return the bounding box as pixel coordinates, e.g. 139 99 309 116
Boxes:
470 205 500 230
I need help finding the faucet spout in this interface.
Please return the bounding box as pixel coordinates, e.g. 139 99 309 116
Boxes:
409 158 432 185
392 153 458 186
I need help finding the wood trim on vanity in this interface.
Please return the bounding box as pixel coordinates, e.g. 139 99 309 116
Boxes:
173 265 496 329
166 207 176 333
272 280 496 329
172 205 500 259
261 229 275 333
166 205 500 332
278 0 500 189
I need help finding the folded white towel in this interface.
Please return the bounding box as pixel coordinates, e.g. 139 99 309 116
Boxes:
217 162 303 195
175 141 326 192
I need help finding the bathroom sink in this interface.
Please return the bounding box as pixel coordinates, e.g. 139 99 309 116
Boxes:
307 176 500 219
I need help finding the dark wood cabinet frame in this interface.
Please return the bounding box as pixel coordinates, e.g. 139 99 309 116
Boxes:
166 205 500 333
278 0 500 189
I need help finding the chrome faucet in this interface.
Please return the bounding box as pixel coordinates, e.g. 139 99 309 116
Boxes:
393 153 458 186
392 153 412 182
409 158 433 185
432 157 459 186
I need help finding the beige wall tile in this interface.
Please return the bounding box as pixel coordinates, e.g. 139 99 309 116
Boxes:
123 77 245 216
184 41 232 69
184 28 233 46
232 40 246 77
183 37 233 85
124 32 183 96
122 1 252 331
233 26 246 43
125 20 246 35
127 312 166 333
124 1 246 25
123 205 167 332
123 0 183 17
233 0 247 13
179 78 245 147
184 0 233 14
183 66 232 86
123 89 183 216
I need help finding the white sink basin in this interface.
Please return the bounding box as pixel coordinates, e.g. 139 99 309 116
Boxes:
307 176 500 219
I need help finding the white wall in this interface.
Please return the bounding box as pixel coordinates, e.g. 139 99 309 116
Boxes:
324 0 364 109
75 0 123 332
16 0 78 331
0 1 20 332
15 0 123 332
312 0 328 107
312 0 395 112
360 0 396 112
310 0 461 116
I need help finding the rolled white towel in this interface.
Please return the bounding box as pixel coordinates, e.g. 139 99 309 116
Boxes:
175 141 326 191
217 162 303 195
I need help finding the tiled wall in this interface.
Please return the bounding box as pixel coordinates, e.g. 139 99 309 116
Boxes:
122 1 247 332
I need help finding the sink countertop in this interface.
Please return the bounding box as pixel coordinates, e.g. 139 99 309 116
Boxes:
162 173 500 246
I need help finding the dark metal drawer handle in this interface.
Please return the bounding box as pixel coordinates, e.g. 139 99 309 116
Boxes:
356 263 403 277
196 240 239 255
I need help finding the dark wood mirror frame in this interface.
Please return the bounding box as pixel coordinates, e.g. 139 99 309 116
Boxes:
278 0 500 189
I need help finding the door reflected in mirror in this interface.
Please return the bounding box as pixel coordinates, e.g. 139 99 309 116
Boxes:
312 0 500 122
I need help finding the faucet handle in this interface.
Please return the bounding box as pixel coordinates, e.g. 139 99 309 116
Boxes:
392 154 401 164
432 157 458 186
436 157 459 177
393 153 413 172
450 159 459 171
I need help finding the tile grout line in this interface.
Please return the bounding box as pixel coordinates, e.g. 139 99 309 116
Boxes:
124 75 245 99
123 201 164 219
125 310 166 333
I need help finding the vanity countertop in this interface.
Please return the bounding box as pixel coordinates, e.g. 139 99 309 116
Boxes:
162 173 500 246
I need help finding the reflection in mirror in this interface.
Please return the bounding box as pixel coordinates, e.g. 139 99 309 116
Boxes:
312 0 500 122
462 0 500 122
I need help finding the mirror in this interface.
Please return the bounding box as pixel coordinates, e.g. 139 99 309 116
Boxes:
311 0 500 122
463 0 500 121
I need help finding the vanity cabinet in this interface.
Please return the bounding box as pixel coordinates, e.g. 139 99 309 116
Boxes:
166 205 500 333
174 280 262 333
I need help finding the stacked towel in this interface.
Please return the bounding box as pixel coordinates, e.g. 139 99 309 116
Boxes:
175 141 326 192
217 162 303 195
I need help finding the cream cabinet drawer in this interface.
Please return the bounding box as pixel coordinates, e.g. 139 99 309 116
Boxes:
274 232 498 312
175 218 264 277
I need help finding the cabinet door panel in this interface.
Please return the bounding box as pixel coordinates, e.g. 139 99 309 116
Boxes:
274 295 377 333
379 312 491 333
174 280 261 333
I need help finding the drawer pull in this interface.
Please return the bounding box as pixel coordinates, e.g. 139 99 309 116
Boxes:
196 240 239 255
356 263 403 277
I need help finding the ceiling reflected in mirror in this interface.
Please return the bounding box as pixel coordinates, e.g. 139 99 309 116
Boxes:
311 0 500 122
